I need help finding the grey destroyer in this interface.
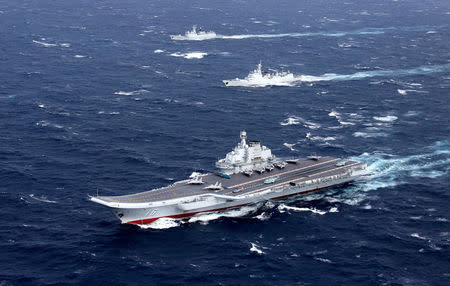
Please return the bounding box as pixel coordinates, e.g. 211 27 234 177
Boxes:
90 131 367 225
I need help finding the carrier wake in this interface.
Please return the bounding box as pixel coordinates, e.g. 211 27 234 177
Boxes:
90 131 367 226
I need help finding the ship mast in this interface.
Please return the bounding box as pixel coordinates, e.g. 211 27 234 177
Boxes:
240 130 247 147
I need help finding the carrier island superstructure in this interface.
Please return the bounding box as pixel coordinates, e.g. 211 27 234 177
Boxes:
90 131 367 225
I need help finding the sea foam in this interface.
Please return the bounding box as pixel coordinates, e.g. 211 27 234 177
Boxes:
351 140 450 191
280 116 321 129
250 243 265 255
373 115 398 122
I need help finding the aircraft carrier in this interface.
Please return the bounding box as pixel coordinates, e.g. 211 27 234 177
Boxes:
90 131 367 225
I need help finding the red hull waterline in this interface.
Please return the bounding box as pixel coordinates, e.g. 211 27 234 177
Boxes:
127 184 343 226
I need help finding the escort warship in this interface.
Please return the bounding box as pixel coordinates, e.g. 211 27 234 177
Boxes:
90 131 367 225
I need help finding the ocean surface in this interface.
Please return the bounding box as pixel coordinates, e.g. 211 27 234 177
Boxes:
1 0 449 285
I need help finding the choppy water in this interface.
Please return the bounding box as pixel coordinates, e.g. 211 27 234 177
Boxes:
1 0 449 285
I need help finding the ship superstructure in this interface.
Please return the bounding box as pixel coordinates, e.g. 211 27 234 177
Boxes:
170 25 217 41
216 131 275 174
90 131 367 226
223 62 296 87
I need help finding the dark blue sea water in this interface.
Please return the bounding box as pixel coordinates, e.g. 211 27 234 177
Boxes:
1 0 449 285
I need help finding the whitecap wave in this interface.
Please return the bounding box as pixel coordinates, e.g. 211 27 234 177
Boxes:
306 132 336 142
250 243 265 255
411 233 427 240
29 194 57 204
283 143 296 151
328 110 356 126
223 63 450 87
113 89 149 96
154 49 164 53
169 52 208 59
280 116 301 126
373 115 398 122
353 132 388 138
397 88 428 95
98 111 120 115
314 257 333 263
36 120 64 129
32 40 57 47
328 110 340 118
397 89 407 95
280 116 321 129
278 204 329 215
32 39 71 48
404 111 420 117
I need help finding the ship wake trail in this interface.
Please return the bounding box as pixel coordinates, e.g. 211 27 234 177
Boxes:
223 64 450 87
352 140 450 192
278 141 450 209
171 25 443 41
295 64 450 83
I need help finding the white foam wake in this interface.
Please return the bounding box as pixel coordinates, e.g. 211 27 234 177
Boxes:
223 63 450 87
278 204 338 215
351 140 450 192
139 218 181 229
171 26 436 41
138 205 259 229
